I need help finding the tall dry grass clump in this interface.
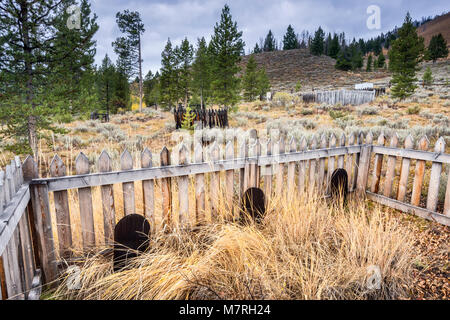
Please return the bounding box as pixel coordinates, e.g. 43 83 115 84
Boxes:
52 191 417 300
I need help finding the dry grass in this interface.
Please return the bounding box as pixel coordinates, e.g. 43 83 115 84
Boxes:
51 190 418 300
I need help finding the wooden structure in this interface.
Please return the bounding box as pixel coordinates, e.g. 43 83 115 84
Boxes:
1 129 450 299
173 105 228 129
90 111 110 122
302 89 376 105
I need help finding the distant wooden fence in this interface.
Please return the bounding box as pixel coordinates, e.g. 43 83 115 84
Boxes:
303 89 376 105
1 129 450 299
174 106 228 129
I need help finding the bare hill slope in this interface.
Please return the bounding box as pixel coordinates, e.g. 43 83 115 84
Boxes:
239 49 389 91
417 12 450 49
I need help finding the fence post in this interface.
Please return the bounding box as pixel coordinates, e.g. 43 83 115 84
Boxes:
275 137 285 196
298 137 307 195
287 137 297 198
383 133 399 198
337 133 346 168
49 155 72 259
327 134 337 192
23 156 58 287
411 136 429 206
308 136 318 194
160 147 172 229
346 133 355 191
225 141 234 219
141 148 155 229
318 134 327 191
397 135 414 202
263 139 273 207
194 143 205 224
121 150 135 216
356 134 371 196
75 153 95 250
209 142 220 221
370 133 386 193
426 137 445 212
178 144 189 228
98 151 116 244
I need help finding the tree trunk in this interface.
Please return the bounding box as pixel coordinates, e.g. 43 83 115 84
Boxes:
138 34 143 112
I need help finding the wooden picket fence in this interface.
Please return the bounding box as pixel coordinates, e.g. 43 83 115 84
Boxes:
1 129 450 299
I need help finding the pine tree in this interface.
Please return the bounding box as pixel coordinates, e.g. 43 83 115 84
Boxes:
377 52 386 68
328 34 340 59
263 30 277 52
192 37 212 108
256 67 270 100
209 4 245 106
350 42 363 70
422 66 433 86
143 70 160 109
112 10 145 111
253 43 262 53
310 27 325 56
389 13 425 100
427 33 448 63
366 55 373 72
335 46 353 71
159 39 179 109
175 38 194 108
242 55 259 101
283 25 299 50
0 0 98 157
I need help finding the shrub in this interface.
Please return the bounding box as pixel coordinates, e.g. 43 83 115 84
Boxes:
300 108 314 115
272 92 294 107
358 106 379 116
406 105 420 115
329 110 348 120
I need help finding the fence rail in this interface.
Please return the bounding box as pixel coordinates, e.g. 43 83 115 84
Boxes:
1 129 449 299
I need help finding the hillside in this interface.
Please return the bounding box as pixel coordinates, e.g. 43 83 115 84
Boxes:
239 49 389 92
417 12 450 49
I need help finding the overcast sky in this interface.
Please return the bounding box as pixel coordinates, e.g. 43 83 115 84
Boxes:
90 0 449 75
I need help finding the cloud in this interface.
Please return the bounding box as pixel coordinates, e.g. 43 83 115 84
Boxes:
90 0 449 75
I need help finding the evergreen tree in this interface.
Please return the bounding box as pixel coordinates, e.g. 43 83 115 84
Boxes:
192 37 212 108
112 10 145 111
377 52 386 68
159 39 179 109
283 25 299 50
175 38 194 107
310 27 325 56
324 33 332 56
253 43 262 53
256 67 270 100
263 30 277 52
366 55 373 72
181 105 196 130
0 0 98 157
143 70 160 109
422 66 433 86
427 33 448 63
350 42 363 70
242 55 259 101
209 4 245 106
328 34 340 59
389 13 425 100
335 46 353 71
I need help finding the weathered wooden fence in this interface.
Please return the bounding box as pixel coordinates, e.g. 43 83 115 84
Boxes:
1 129 450 299
303 90 376 105
174 106 229 129
0 158 41 300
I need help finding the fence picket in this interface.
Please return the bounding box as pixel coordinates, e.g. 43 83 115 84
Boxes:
318 134 327 191
426 137 445 212
160 147 172 229
263 139 273 206
337 134 346 168
308 137 318 194
141 148 155 228
178 145 189 227
194 143 205 224
287 138 297 197
327 134 337 192
444 167 450 216
239 137 247 198
298 137 307 195
225 141 234 219
346 133 355 191
276 137 285 196
383 133 399 198
411 136 429 206
371 133 386 193
49 155 72 258
75 153 95 249
98 151 115 244
210 142 220 221
352 132 363 191
120 150 135 216
397 135 414 202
